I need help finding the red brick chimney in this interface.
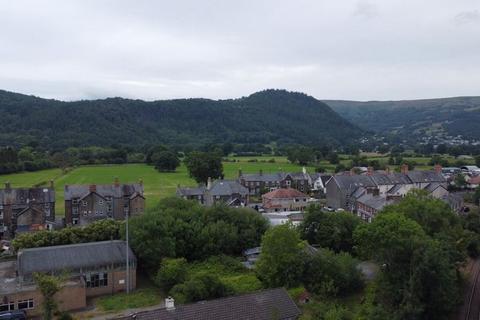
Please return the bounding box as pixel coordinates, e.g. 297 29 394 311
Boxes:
434 164 442 174
401 164 409 174
114 177 120 187
89 184 97 193
367 167 374 176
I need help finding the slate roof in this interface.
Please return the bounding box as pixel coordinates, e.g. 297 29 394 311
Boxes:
114 288 301 320
18 240 135 276
387 184 404 195
351 187 367 199
0 187 55 205
320 175 332 185
406 171 446 184
286 172 310 181
64 184 143 200
209 180 249 196
263 188 308 199
424 182 445 193
330 170 445 192
356 194 393 211
331 175 377 190
176 185 206 197
239 173 286 183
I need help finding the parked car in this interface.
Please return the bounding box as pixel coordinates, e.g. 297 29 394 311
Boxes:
0 311 26 320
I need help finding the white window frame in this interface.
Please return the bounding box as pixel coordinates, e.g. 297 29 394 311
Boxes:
18 298 34 310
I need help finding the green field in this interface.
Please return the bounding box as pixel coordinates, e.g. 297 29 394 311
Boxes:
0 158 313 215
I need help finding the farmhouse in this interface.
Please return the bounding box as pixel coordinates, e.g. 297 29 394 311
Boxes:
0 240 136 317
177 178 249 207
64 178 144 226
0 182 55 239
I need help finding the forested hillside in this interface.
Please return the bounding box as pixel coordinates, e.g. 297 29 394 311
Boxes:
325 97 480 142
0 89 362 150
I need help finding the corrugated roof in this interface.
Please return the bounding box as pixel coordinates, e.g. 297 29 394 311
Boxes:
18 240 135 276
114 288 301 320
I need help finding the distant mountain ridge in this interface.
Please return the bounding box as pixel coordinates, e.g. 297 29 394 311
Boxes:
324 96 480 142
0 89 363 149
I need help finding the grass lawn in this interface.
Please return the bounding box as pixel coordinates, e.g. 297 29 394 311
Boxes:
96 286 164 313
0 158 313 216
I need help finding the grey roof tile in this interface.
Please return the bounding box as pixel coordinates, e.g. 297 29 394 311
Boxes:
64 184 143 200
18 240 135 276
0 187 55 205
114 288 301 320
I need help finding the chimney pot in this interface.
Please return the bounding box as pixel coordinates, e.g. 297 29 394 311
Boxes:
401 164 409 174
367 167 374 176
89 184 97 193
165 297 175 311
434 164 442 174
207 177 212 190
114 177 120 187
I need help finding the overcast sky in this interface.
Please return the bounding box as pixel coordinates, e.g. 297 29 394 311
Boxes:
1 0 480 101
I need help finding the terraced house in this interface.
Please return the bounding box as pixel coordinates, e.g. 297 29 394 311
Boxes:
238 168 329 195
64 178 144 226
326 165 456 222
0 182 55 239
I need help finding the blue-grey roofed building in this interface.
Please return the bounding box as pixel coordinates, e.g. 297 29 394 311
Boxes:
177 178 249 207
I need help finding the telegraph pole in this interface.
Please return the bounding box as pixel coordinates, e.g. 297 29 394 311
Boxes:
125 204 130 294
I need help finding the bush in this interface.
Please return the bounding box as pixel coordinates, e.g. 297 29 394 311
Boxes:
170 273 233 303
155 258 188 291
303 249 363 296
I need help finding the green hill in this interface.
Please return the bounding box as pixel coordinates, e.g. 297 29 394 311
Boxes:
0 89 363 149
325 97 480 142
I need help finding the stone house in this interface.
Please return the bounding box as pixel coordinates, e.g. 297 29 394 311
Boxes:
177 178 249 207
0 182 55 239
262 188 309 213
238 170 285 195
0 240 136 317
64 178 144 226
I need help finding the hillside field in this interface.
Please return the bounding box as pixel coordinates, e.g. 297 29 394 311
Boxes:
0 157 313 215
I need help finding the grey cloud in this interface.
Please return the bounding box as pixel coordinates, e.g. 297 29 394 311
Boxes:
455 10 480 25
0 0 479 101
